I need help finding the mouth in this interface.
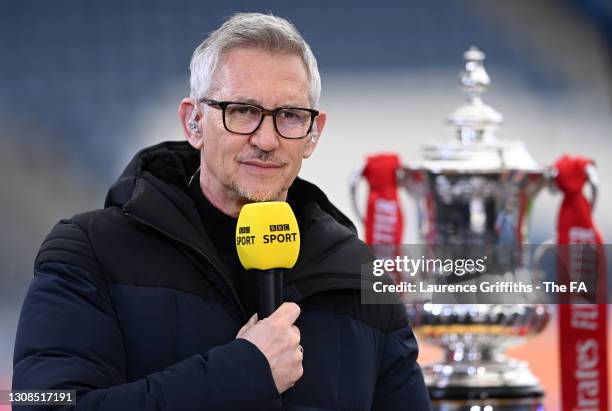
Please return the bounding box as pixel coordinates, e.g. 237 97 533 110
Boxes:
239 159 286 173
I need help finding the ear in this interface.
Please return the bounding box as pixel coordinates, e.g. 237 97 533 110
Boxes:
178 98 203 150
303 111 327 159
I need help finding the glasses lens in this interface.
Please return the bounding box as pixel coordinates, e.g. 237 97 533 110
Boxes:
224 104 262 134
276 109 313 138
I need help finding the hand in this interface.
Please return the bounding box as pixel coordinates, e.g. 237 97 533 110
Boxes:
236 303 303 394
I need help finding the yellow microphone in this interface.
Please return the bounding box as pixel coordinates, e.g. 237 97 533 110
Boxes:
236 202 300 318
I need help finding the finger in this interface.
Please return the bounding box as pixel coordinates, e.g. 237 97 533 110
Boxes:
291 325 301 341
270 302 301 324
297 345 304 364
236 313 258 338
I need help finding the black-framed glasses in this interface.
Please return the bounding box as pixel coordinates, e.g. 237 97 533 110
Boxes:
199 98 319 139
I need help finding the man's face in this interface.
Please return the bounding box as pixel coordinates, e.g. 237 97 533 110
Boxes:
192 48 326 207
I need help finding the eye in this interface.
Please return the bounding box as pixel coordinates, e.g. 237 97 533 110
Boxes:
280 109 305 121
227 104 260 117
242 106 256 114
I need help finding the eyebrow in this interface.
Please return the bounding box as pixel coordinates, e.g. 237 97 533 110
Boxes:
229 96 308 108
235 97 260 105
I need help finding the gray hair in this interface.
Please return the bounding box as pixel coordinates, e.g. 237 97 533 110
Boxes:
189 13 321 108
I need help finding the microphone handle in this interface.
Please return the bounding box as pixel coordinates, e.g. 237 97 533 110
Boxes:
257 268 284 318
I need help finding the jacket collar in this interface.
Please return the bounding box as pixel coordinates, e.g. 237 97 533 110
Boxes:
106 142 235 276
104 141 369 296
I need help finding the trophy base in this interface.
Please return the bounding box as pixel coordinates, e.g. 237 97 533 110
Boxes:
430 396 543 411
424 360 544 411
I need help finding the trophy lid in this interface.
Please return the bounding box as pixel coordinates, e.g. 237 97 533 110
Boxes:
413 46 540 173
447 46 504 136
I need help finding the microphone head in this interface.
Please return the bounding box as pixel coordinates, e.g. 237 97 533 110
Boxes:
236 201 300 270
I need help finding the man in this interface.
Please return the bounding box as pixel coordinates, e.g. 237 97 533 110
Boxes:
13 13 430 410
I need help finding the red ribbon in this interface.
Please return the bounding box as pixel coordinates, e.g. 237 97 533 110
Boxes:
362 154 404 285
554 155 608 411
362 154 403 245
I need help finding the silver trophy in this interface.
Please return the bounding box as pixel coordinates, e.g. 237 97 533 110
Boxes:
350 47 603 410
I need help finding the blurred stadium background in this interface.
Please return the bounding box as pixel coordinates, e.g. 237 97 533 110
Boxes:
1 1 611 409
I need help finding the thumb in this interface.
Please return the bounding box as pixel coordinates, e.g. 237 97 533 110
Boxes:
236 313 258 338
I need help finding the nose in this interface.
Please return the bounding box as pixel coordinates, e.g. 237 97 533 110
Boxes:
249 115 280 152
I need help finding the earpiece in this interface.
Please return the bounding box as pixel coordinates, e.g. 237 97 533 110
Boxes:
189 121 200 133
188 109 200 133
310 132 318 143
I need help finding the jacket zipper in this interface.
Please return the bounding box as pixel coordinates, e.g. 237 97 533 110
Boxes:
122 208 248 322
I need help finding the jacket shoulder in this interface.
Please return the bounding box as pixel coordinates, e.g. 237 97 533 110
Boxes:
35 208 122 279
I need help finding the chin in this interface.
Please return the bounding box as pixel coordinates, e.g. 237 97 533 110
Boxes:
232 183 284 203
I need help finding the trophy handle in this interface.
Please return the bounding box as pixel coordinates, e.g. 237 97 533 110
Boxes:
534 163 598 271
349 166 365 223
585 163 598 211
533 238 556 273
547 163 598 211
349 165 413 224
